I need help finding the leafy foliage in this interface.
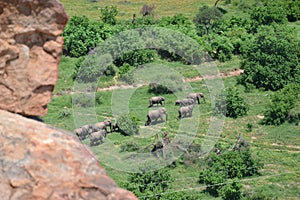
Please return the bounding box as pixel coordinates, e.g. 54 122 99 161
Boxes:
62 16 102 57
120 141 140 152
207 34 234 62
116 114 139 136
262 84 300 125
215 87 249 118
239 25 300 91
193 5 223 36
199 142 262 198
100 6 118 25
125 167 173 199
249 4 287 32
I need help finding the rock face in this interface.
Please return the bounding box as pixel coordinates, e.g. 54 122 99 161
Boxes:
0 109 138 200
0 0 68 116
0 1 138 200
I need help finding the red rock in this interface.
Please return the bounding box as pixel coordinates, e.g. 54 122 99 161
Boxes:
0 109 138 200
0 0 68 116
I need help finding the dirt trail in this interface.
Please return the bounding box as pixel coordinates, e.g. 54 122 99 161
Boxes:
97 69 244 91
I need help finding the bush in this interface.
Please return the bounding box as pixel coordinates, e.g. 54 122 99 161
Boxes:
215 87 249 118
207 34 234 62
74 54 113 83
148 74 184 94
221 179 242 200
262 84 300 125
100 6 118 25
193 5 223 36
199 142 262 198
62 16 103 57
114 49 157 68
116 114 139 136
125 167 173 199
72 93 94 108
120 141 140 152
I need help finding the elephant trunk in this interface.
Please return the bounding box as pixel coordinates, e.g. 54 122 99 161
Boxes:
165 113 168 121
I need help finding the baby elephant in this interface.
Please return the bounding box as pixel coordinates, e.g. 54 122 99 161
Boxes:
89 129 107 146
148 96 165 108
175 98 195 106
187 92 205 104
73 124 91 140
91 119 112 133
145 107 168 126
178 105 194 119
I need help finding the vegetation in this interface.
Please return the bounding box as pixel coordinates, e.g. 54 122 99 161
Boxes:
44 0 300 199
215 87 249 118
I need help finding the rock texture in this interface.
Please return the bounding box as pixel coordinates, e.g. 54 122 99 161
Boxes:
0 109 138 200
0 0 68 116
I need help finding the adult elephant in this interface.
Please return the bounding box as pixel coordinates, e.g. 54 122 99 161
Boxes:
178 105 194 119
89 129 107 146
187 92 205 104
73 124 91 140
148 96 165 108
175 98 195 106
145 107 168 126
91 119 112 133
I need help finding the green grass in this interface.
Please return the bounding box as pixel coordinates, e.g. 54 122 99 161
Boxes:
43 73 300 199
60 0 214 21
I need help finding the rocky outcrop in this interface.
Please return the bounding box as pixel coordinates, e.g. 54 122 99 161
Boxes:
0 0 68 116
0 1 138 199
0 109 138 200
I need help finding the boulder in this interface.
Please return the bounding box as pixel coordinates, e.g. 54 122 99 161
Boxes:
0 109 138 200
0 0 68 116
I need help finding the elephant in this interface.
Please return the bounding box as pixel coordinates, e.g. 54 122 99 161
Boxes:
89 129 107 146
178 105 194 119
187 92 205 104
148 96 165 108
73 124 91 140
145 107 168 126
91 119 112 133
175 98 195 106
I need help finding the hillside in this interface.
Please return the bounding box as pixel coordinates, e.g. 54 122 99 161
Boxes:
43 0 300 199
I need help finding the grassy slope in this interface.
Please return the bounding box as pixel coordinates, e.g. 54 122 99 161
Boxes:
43 1 300 199
60 0 213 20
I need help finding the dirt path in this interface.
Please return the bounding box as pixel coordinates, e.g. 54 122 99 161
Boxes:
97 69 244 91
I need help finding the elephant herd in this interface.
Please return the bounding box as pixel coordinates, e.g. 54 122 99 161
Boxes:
73 92 205 146
73 119 113 146
145 92 205 126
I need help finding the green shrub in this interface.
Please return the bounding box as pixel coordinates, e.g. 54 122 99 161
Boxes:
148 74 184 94
62 16 103 57
193 5 223 36
125 167 173 199
72 93 94 108
215 87 249 118
239 24 300 91
262 84 300 125
100 6 118 25
220 179 242 200
120 141 140 152
116 114 139 136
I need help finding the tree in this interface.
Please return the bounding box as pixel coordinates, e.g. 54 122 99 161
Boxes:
194 5 223 36
262 84 300 125
239 24 300 91
249 4 287 33
115 114 139 136
125 167 173 199
215 87 249 118
199 141 262 198
62 16 101 57
100 6 118 25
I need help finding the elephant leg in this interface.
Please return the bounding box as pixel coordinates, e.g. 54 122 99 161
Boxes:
145 116 151 126
178 111 182 119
